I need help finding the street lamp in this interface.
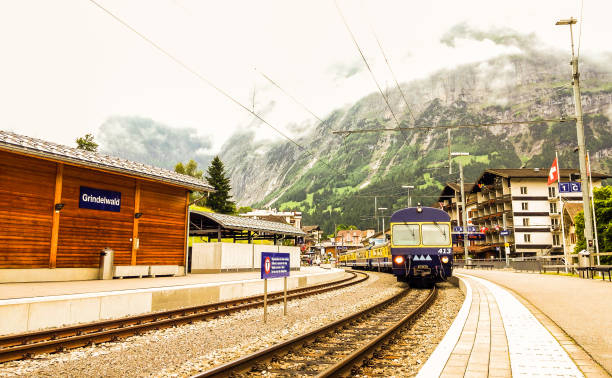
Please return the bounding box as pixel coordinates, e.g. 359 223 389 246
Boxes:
378 207 388 234
402 185 415 207
451 152 470 261
556 17 595 258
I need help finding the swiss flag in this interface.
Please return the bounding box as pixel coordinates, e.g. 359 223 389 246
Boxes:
548 158 559 185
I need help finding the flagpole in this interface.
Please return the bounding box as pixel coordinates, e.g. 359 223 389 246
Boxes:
587 151 600 265
556 151 568 273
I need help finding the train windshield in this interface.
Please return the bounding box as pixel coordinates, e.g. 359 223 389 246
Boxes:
422 223 451 245
392 224 420 245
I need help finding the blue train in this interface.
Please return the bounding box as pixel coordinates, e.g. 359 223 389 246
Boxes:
338 204 453 287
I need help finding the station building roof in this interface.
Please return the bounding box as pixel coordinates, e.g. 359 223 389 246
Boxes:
190 210 306 237
0 130 214 192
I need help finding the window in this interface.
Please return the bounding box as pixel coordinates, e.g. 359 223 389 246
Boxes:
553 234 561 246
551 218 559 227
570 233 576 244
422 224 451 246
522 218 530 226
392 224 420 246
548 186 556 197
521 202 529 210
524 234 531 242
520 186 528 194
550 202 558 214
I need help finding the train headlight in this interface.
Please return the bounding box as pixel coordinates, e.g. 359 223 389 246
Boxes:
394 256 405 265
441 256 449 264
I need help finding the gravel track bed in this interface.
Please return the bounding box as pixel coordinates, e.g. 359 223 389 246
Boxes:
355 281 464 377
0 271 406 377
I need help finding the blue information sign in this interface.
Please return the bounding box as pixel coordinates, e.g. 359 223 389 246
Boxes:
261 252 290 279
453 226 477 233
558 182 581 193
79 186 121 212
500 230 511 236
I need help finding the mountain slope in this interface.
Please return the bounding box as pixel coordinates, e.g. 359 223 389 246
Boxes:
221 49 612 234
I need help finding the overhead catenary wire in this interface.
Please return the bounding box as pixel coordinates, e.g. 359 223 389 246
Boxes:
331 117 575 134
577 0 584 59
88 0 338 171
334 0 412 146
361 1 416 125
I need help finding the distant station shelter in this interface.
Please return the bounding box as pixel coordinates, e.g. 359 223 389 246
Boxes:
189 211 306 245
0 131 213 283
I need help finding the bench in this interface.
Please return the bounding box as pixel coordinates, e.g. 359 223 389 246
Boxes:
591 266 612 282
540 265 567 274
478 264 494 270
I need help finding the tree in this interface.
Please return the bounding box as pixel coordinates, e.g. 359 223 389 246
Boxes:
574 186 612 264
238 206 253 214
76 133 98 152
205 156 236 214
175 160 205 205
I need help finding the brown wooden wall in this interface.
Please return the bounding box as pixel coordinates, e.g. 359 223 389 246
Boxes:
0 149 190 270
56 165 136 268
137 183 188 266
0 151 55 268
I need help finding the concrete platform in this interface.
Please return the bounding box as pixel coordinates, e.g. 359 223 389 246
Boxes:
0 267 345 336
418 273 609 377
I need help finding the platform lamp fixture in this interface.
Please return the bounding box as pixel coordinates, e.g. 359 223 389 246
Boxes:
402 185 415 207
134 212 143 219
451 152 470 261
54 203 65 212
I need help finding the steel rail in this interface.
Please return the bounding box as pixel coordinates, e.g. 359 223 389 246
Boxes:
317 286 437 377
195 285 436 378
0 270 367 363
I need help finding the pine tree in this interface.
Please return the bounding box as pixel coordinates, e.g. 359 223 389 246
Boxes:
76 133 98 152
205 156 236 214
175 160 205 205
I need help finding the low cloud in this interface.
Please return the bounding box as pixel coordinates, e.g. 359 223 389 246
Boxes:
328 59 364 80
97 116 213 170
441 23 536 50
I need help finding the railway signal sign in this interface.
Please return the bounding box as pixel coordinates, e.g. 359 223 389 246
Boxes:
261 252 291 323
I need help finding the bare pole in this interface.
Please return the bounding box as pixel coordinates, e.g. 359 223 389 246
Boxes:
587 151 600 264
448 129 452 175
459 163 469 261
557 18 595 259
556 151 569 273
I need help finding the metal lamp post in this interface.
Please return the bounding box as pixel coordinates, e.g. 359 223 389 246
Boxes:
451 152 470 261
402 185 415 207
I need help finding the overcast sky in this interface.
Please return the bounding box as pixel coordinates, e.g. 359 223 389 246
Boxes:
1 0 610 153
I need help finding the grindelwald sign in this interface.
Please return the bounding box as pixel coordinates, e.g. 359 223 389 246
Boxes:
79 186 121 212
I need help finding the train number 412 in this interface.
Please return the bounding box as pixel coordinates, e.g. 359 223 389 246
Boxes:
438 248 452 254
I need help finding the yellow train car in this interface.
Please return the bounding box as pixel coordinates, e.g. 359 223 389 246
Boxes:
338 244 391 271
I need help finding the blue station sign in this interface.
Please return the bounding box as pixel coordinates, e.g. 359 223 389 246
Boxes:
261 252 290 279
453 226 477 233
500 230 511 236
79 186 121 212
559 182 581 193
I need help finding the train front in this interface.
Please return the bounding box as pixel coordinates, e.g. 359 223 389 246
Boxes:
389 205 453 285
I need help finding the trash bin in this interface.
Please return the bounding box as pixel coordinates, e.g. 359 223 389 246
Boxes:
99 248 114 280
578 250 591 268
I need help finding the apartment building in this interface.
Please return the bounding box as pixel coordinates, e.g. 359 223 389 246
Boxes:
240 208 302 230
437 183 478 255
468 168 608 258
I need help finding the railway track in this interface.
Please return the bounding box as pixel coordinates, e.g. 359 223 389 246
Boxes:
196 285 436 377
0 270 367 363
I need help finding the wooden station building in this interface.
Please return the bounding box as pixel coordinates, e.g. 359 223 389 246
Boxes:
0 130 213 283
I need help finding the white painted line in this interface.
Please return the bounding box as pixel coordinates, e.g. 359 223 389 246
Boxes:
416 277 473 378
0 269 343 306
467 275 583 378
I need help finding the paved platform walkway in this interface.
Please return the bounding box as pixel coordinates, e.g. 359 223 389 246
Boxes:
0 266 334 300
455 268 612 375
418 273 609 377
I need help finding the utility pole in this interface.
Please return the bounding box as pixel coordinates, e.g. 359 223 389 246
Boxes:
447 129 452 175
556 17 595 258
452 152 470 261
502 212 510 267
374 196 378 233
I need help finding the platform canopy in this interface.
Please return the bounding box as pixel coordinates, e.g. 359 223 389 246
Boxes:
189 210 305 243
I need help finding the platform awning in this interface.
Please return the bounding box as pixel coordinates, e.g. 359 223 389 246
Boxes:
189 210 305 242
